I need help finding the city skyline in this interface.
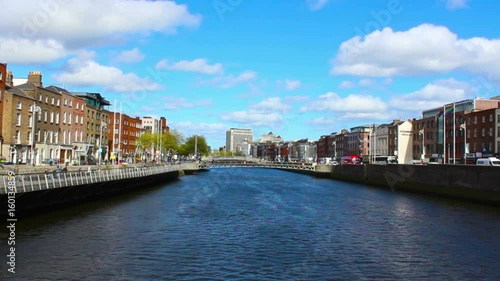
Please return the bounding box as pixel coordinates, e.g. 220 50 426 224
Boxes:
1 0 499 149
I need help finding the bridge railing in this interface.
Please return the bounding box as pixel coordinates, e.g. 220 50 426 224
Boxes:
0 163 195 195
200 162 318 171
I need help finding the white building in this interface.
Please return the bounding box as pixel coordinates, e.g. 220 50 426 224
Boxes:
226 128 253 154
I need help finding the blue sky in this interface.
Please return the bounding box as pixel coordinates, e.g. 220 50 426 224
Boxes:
1 0 499 149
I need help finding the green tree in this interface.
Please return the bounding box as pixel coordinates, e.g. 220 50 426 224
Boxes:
180 135 209 156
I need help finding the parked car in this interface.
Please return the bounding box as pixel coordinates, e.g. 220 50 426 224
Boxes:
476 157 500 166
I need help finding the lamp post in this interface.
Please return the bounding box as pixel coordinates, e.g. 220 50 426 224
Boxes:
332 141 337 162
460 122 466 164
98 121 107 166
0 135 3 159
31 102 42 165
419 128 425 160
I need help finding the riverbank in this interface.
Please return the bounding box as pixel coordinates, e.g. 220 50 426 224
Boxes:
0 163 200 217
311 164 500 206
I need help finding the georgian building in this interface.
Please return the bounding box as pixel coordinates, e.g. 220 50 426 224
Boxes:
1 87 35 164
73 92 110 163
15 72 62 164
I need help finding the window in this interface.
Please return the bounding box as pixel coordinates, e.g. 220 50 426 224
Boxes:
39 95 43 101
50 112 54 123
68 131 71 144
63 112 67 124
27 132 32 144
474 128 477 137
56 113 59 124
15 131 20 144
38 111 41 121
74 131 78 142
474 116 477 124
16 102 22 109
69 100 73 107
44 111 48 122
64 99 67 106
56 99 60 106
482 116 485 123
69 113 72 124
45 96 48 103
76 103 79 110
51 97 54 105
482 128 485 137
63 131 66 144
489 142 493 152
29 115 33 128
489 127 493 137
37 129 41 142
80 116 84 124
489 114 493 122
16 113 21 126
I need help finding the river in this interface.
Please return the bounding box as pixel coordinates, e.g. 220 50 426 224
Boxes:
1 168 499 280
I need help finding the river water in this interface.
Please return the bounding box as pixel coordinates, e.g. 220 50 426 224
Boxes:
1 168 499 280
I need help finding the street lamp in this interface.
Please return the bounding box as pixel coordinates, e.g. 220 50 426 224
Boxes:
98 121 107 166
460 122 466 164
0 135 3 159
31 102 42 165
419 128 425 160
332 142 337 162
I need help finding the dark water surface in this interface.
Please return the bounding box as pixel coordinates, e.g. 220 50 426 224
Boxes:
1 168 499 280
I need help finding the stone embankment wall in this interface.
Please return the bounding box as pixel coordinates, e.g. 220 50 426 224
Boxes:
323 164 500 205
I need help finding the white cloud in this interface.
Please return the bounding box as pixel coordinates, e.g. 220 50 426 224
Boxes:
163 97 212 110
171 121 227 135
306 0 329 11
0 38 67 64
54 52 163 92
208 70 257 88
389 78 475 111
284 79 301 91
306 117 337 126
359 78 375 87
220 110 284 127
156 58 223 75
115 48 145 63
250 97 291 113
338 80 355 89
331 24 500 81
0 0 201 64
446 0 468 10
300 92 388 113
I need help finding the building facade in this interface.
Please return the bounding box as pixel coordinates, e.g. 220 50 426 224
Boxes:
226 128 253 154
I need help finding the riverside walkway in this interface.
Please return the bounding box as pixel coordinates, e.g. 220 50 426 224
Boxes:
0 163 199 195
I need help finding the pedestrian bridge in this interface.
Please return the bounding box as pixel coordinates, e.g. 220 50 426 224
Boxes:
199 162 317 171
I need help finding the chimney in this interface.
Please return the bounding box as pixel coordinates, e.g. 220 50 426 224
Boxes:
6 71 13 87
28 71 42 87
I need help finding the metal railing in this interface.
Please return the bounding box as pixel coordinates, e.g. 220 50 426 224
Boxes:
200 162 316 171
0 163 196 195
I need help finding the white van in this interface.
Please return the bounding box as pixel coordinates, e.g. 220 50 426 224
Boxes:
476 157 500 166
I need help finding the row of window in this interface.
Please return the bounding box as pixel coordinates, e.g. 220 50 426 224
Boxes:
15 111 85 126
36 95 85 111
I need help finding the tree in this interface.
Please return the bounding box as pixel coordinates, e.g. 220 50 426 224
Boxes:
180 135 209 156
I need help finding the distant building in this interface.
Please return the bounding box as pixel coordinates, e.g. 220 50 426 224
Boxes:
225 128 253 154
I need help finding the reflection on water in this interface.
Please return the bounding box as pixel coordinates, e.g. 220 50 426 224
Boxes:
1 168 499 280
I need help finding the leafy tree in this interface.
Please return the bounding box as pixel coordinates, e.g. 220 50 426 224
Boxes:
180 135 209 156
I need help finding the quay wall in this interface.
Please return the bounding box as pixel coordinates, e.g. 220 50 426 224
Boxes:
0 165 197 217
326 164 500 205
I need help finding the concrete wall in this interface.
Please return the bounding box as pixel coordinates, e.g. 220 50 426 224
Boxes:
328 164 500 205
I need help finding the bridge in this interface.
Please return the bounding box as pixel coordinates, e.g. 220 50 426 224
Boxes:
199 162 317 171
